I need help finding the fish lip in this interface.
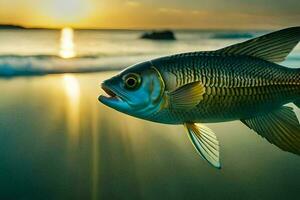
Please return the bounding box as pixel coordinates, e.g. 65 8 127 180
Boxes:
98 83 124 102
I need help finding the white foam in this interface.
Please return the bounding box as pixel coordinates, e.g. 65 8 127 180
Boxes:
0 55 156 77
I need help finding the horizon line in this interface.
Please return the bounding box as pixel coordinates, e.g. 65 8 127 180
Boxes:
0 23 285 32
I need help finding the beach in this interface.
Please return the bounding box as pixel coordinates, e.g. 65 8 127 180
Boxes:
0 29 299 199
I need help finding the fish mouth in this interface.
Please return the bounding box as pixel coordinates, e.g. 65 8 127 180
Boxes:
98 83 130 111
98 83 124 103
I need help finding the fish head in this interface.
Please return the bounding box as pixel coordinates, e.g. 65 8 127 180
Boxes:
98 61 165 119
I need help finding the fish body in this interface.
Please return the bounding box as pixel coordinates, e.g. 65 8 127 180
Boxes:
99 27 300 168
147 52 300 124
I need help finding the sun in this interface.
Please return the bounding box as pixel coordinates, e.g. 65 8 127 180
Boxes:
41 0 92 24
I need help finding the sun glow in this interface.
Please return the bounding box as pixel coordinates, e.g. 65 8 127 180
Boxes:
42 0 92 23
60 27 76 59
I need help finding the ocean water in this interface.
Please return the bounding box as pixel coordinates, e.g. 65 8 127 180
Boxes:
0 28 299 77
0 29 299 199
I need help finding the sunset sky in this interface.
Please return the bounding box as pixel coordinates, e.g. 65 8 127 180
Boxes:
0 0 299 29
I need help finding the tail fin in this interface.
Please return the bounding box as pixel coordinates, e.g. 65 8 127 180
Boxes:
216 27 300 63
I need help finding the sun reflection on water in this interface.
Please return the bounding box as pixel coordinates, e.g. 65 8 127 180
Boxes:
60 27 76 59
63 74 80 145
64 74 80 99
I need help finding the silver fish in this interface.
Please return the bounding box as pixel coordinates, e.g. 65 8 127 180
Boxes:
99 27 300 168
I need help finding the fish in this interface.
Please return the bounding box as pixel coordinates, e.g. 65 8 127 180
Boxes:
98 27 300 169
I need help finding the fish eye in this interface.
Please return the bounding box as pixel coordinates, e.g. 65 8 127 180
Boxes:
123 73 141 90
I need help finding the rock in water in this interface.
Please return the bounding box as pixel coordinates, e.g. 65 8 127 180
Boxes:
140 30 176 40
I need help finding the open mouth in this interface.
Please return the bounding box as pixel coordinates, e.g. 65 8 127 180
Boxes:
102 85 116 98
99 83 123 101
98 82 130 110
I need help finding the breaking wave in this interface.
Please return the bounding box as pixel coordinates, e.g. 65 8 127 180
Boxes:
0 54 156 77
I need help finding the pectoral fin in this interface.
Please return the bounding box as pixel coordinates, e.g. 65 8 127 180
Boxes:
184 123 221 169
241 106 300 155
168 81 205 110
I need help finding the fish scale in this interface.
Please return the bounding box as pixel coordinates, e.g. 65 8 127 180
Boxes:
164 53 297 87
174 84 299 123
152 53 300 123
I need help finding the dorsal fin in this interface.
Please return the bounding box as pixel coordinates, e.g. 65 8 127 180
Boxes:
216 27 300 63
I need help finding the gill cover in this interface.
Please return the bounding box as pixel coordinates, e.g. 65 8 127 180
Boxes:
149 66 166 104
